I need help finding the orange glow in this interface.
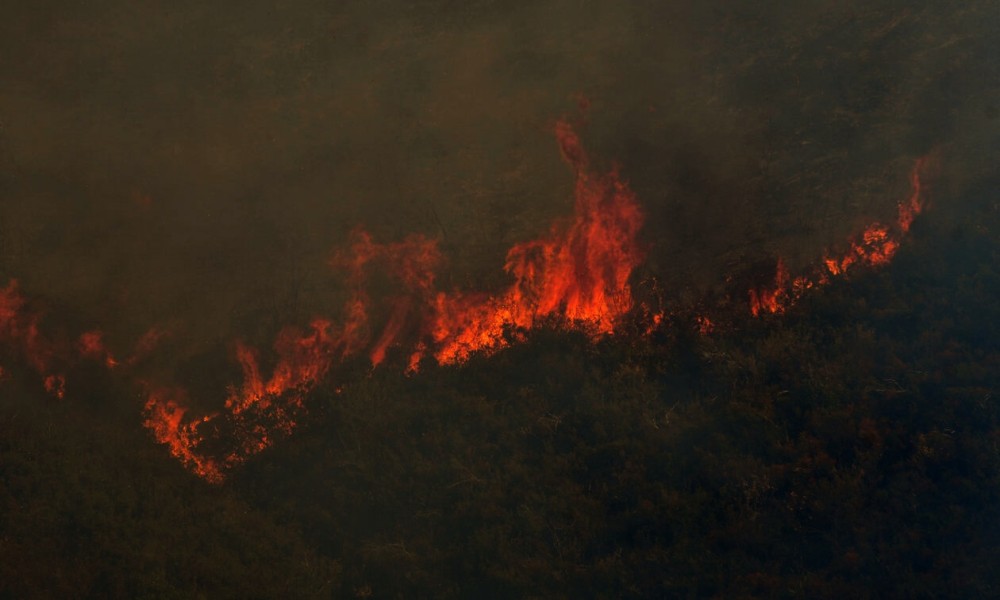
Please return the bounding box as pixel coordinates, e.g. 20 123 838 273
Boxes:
427 120 644 364
78 330 119 368
750 156 931 316
331 230 443 365
898 157 928 233
43 374 66 400
749 259 790 317
142 387 223 483
369 298 411 367
696 315 714 335
0 140 937 485
141 324 334 480
145 312 369 478
0 280 65 397
139 118 648 482
0 280 25 328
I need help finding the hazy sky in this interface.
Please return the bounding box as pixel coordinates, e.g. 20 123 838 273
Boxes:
1 0 995 366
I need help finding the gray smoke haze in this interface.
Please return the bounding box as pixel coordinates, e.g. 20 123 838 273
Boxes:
0 0 996 373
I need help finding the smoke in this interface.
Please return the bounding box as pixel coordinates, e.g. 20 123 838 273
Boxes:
0 0 996 393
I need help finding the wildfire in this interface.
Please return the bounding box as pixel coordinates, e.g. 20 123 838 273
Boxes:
319 118 644 367
141 313 374 475
136 118 646 481
330 230 443 367
142 387 223 483
0 116 936 486
748 156 932 316
223 319 346 459
424 120 644 364
749 259 791 317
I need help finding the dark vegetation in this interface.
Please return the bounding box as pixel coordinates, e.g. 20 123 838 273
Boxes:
2 185 998 598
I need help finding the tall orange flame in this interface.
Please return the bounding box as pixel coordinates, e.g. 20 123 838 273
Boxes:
425 120 644 364
4 120 931 484
139 118 646 481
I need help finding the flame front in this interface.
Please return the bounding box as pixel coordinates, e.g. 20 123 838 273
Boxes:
749 156 932 317
138 118 646 481
0 120 936 485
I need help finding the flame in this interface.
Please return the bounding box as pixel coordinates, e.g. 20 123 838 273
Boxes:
142 304 370 477
317 119 643 368
142 387 223 482
0 280 180 398
222 319 339 456
749 156 932 316
823 225 900 276
138 118 646 482
749 259 791 317
369 298 411 367
330 231 443 366
0 126 937 485
426 120 644 364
